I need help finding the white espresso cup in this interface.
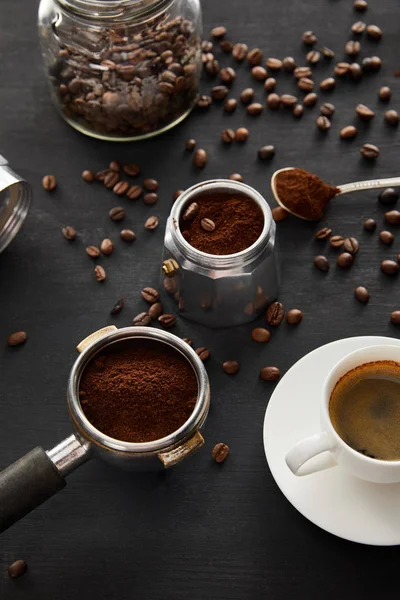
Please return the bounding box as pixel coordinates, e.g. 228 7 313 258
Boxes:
285 344 400 484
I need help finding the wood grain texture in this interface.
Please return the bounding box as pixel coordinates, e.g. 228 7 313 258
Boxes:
0 0 400 598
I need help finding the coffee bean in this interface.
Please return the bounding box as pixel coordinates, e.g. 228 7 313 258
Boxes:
109 206 125 221
232 43 248 61
350 62 363 80
240 88 255 105
235 127 249 142
267 93 281 110
143 178 158 192
352 20 366 34
193 149 208 168
104 171 120 189
229 173 244 182
356 104 375 120
196 347 210 361
122 163 141 177
8 560 27 579
247 48 263 66
222 360 240 374
7 331 27 347
343 237 359 254
294 66 312 79
42 175 57 191
258 145 275 160
315 227 332 240
141 287 160 304
314 255 330 271
149 302 163 320
212 442 229 463
110 297 125 315
205 59 219 76
367 24 382 40
320 103 335 117
109 160 121 172
354 0 368 10
125 185 142 200
379 231 394 245
282 56 297 72
360 143 380 159
247 102 264 116
385 110 399 126
185 139 196 152
182 337 193 346
298 78 314 92
337 252 354 268
260 366 281 381
321 46 335 59
320 77 336 91
183 202 199 221
113 180 129 196
292 104 304 118
304 93 317 107
251 327 271 342
145 216 159 231
334 62 351 76
370 56 382 71
364 218 377 231
307 50 321 64
345 40 361 56
266 301 284 326
201 218 215 232
120 229 136 242
330 235 344 248
266 58 283 71
100 238 114 255
95 169 110 182
391 311 400 324
86 245 100 258
264 78 276 92
211 85 229 100
82 169 95 182
224 98 237 112
272 206 289 222
316 116 331 131
62 226 76 241
133 312 151 326
94 265 106 281
252 66 268 81
286 309 303 324
220 67 236 84
354 286 369 303
196 95 212 109
211 25 226 38
379 86 392 102
379 188 398 205
381 260 399 275
143 192 158 205
340 125 357 139
302 31 317 45
385 210 400 225
173 190 184 201
281 94 297 107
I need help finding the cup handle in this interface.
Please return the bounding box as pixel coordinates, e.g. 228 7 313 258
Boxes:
285 432 337 476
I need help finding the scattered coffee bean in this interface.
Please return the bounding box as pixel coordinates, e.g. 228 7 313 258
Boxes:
294 66 312 79
320 103 335 117
298 78 314 92
196 95 212 109
292 104 304 118
304 93 318 107
379 188 398 205
337 252 354 268
235 127 249 142
224 98 238 112
211 85 229 100
385 210 400 225
248 48 263 66
133 312 151 326
307 50 321 64
281 94 297 107
360 143 380 159
109 160 121 172
120 229 136 242
94 265 106 281
158 314 176 328
364 218 377 231
330 235 344 248
385 110 399 126
354 286 369 303
211 26 226 38
316 227 332 240
379 230 394 245
212 442 229 463
110 297 125 315
352 20 366 34
7 331 27 347
42 175 57 191
370 56 382 71
240 88 255 105
222 360 240 374
86 245 100 258
201 218 216 232
381 260 399 275
258 145 275 160
109 207 125 221
183 202 199 221
379 86 392 102
143 192 158 205
272 206 289 222
264 78 276 92
143 178 158 192
345 40 361 56
252 66 268 81
247 102 264 116
113 180 129 196
182 337 193 346
367 24 382 40
320 46 335 59
286 309 303 324
356 104 375 120
267 93 281 110
282 56 297 72
141 287 160 304
251 327 271 343
266 57 283 71
126 185 142 200
391 311 400 324
205 59 218 77
122 163 140 177
100 238 113 255
145 216 159 231
95 169 109 182
8 560 27 579
266 301 284 326
174 190 184 201
228 173 244 182
314 255 330 271
196 347 210 361
59 225 77 244
82 170 95 182
354 0 368 10
185 139 196 152
350 62 363 80
220 67 236 84
316 116 331 131
320 77 336 91
232 43 248 61
340 125 357 139
343 237 359 254
104 171 120 189
260 366 281 381
334 62 351 77
302 31 317 45
193 149 208 168
149 302 163 320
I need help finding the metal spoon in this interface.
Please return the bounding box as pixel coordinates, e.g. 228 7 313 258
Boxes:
271 167 400 220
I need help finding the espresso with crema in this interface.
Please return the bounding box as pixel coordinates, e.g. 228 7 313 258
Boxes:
329 361 400 461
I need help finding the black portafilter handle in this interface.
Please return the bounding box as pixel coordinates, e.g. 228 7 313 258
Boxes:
0 447 66 533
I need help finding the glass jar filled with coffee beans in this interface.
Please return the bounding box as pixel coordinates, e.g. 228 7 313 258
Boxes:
38 0 202 141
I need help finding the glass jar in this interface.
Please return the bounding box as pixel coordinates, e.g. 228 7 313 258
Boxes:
38 0 202 141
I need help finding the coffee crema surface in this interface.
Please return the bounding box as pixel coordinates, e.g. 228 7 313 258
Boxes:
329 360 400 461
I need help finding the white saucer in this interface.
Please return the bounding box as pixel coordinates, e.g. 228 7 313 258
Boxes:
263 336 400 546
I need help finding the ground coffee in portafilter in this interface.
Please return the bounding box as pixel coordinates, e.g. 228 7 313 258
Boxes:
329 361 400 461
79 339 198 443
179 192 264 255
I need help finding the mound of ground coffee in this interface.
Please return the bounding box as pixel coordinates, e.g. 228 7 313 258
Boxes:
180 192 264 255
79 339 198 443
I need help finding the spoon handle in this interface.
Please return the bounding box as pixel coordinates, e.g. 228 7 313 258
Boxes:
338 177 400 195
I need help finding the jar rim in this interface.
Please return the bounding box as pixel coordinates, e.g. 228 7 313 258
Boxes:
56 0 173 20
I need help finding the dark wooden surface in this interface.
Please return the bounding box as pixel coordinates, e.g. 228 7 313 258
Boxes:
1 0 400 598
